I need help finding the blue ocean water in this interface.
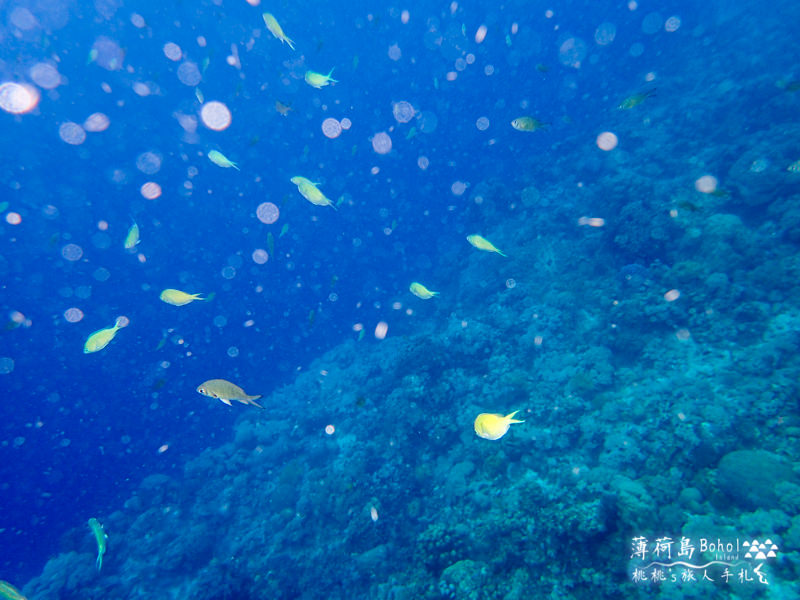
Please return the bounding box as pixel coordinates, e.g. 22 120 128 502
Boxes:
1 0 799 597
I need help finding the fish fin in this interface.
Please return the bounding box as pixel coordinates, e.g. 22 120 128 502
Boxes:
247 396 265 409
327 68 338 82
220 398 233 406
505 411 524 422
285 37 295 50
329 201 338 211
232 162 240 171
96 555 103 571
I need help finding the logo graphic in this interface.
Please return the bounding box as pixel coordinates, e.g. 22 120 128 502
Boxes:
629 535 779 586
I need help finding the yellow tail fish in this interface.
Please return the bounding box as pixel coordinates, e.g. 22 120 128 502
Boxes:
159 289 212 306
304 68 337 89
84 317 126 354
466 234 506 256
196 379 264 409
263 13 295 50
88 518 108 571
474 411 524 440
409 282 439 299
290 176 336 209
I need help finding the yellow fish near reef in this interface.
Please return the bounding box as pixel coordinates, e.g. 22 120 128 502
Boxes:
511 116 548 131
409 282 439 299
207 150 239 170
159 289 211 306
262 13 295 50
123 221 139 250
84 317 126 354
197 378 264 409
88 517 108 571
0 580 27 600
466 234 506 257
304 68 337 89
618 89 656 110
290 176 337 209
474 411 524 440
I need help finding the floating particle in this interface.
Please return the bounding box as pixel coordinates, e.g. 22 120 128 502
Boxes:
401 10 410 23
158 444 169 454
59 122 86 145
227 346 239 357
256 202 279 224
577 216 605 227
475 24 488 43
476 116 490 131
163 42 182 61
84 112 110 132
559 37 588 68
695 175 717 193
664 289 680 302
445 71 457 81
141 182 161 200
93 267 110 282
388 43 402 61
675 328 691 341
641 12 663 34
321 118 342 139
370 506 379 521
392 101 415 123
665 16 681 32
451 181 468 196
64 307 84 323
340 118 352 130
252 249 269 264
374 321 388 339
130 13 146 28
214 315 227 327
596 131 618 151
454 57 467 71
506 279 516 289
61 243 83 261
595 22 616 45
325 424 335 435
136 151 162 174
484 65 494 76
6 212 21 225
200 101 232 131
629 43 645 57
177 61 202 86
372 132 392 154
30 63 60 89
417 156 429 170
10 6 37 30
221 266 236 279
92 37 125 70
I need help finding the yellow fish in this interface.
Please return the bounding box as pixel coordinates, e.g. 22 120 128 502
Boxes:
88 518 108 571
474 411 524 440
197 378 264 408
84 317 126 354
262 13 295 50
467 234 506 256
0 581 27 600
123 221 139 250
159 289 210 306
409 282 439 299
787 159 800 173
290 176 336 209
511 116 548 131
207 150 239 170
618 89 656 110
304 68 337 89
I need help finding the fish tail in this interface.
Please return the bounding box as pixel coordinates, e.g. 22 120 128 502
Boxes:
247 395 265 409
327 67 338 82
96 554 103 571
497 249 508 257
232 162 240 171
506 410 524 423
285 36 295 50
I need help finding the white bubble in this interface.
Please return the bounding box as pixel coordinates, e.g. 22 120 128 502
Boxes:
61 243 83 261
417 156 429 170
141 182 162 200
256 202 279 224
221 266 236 279
30 63 60 89
136 151 162 175
227 346 239 357
340 118 352 130
475 116 490 131
321 118 342 139
163 42 183 61
559 37 588 68
84 112 110 132
177 61 202 86
595 22 616 45
374 321 388 339
59 122 86 145
596 131 618 151
695 175 718 193
63 308 84 323
475 24 488 43
252 249 269 264
0 82 39 114
665 16 681 32
372 131 392 154
454 57 467 71
0 357 15 374
451 181 468 196
200 101 232 131
388 43 402 61
392 101 415 123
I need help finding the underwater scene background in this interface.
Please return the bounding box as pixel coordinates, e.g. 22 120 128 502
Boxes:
1 0 799 597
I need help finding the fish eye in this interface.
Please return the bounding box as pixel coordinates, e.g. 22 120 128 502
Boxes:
198 388 205 393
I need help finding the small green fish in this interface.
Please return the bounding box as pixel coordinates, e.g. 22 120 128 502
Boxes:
195 88 204 104
88 518 108 571
267 232 275 257
410 282 439 299
84 317 126 354
197 379 263 408
511 117 548 132
0 580 27 600
308 309 316 327
618 89 656 110
0 201 9 213
279 223 290 238
208 150 239 170
304 68 337 88
124 221 140 250
406 127 418 140
467 234 507 257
